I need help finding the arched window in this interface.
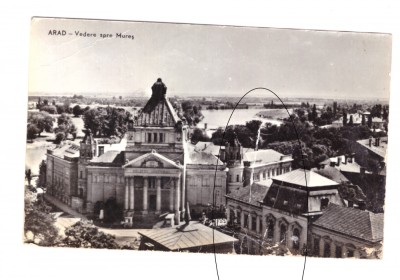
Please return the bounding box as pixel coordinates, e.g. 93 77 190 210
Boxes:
324 241 331 257
267 219 274 239
229 209 235 223
280 224 287 242
292 228 300 250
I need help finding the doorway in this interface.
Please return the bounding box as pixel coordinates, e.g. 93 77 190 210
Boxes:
149 195 157 210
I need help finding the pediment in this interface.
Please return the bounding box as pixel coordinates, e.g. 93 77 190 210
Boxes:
123 150 181 169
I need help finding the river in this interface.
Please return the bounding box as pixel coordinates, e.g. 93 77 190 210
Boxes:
198 108 292 129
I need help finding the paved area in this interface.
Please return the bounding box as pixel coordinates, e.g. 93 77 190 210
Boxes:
44 194 85 219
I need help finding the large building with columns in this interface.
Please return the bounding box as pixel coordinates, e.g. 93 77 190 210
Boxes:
47 79 227 225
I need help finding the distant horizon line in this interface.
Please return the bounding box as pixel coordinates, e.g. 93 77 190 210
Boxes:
28 91 390 102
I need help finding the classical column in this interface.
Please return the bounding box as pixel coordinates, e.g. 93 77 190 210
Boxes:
180 171 185 219
156 177 161 214
248 214 252 230
143 176 148 214
256 215 260 234
169 180 174 212
234 209 238 224
273 222 280 243
226 208 230 222
124 178 129 211
331 242 336 258
174 176 181 225
240 212 245 228
319 239 325 257
129 177 134 211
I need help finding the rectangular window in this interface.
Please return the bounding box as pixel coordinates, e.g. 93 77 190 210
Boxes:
159 133 164 143
236 174 240 182
153 133 158 142
313 238 320 256
147 133 152 143
98 146 104 156
243 214 248 228
252 216 257 231
80 171 83 179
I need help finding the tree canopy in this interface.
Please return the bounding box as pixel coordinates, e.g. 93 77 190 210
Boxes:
59 221 120 249
24 190 59 246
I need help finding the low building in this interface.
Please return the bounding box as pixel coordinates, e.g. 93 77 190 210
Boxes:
311 204 383 258
226 168 345 255
138 221 238 253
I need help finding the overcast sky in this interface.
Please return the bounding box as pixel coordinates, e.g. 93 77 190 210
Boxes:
29 17 392 100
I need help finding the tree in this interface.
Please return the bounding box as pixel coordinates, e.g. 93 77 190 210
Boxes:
72 105 83 117
348 115 354 126
367 114 373 128
55 113 77 141
28 112 54 136
27 124 40 141
245 120 262 135
36 160 47 188
24 190 59 246
25 169 32 186
83 108 104 136
333 102 337 116
191 128 210 143
103 198 123 224
54 131 66 144
40 105 57 114
60 221 120 249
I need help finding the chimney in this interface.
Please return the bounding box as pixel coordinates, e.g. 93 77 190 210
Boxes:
360 167 366 175
337 157 341 166
204 123 208 130
369 138 372 147
344 155 348 165
330 161 336 167
377 137 381 146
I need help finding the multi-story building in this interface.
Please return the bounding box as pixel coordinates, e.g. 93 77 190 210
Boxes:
46 79 227 225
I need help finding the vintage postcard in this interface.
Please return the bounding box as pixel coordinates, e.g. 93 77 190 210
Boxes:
25 17 391 259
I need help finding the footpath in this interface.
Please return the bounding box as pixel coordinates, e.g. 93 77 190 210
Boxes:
44 194 85 219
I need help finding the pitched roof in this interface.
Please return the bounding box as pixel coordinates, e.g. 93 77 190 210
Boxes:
273 169 339 188
226 180 272 206
89 150 125 165
312 166 350 183
243 149 292 165
123 150 181 169
138 222 237 251
357 137 388 159
135 97 180 127
187 150 223 166
48 142 80 159
313 204 384 243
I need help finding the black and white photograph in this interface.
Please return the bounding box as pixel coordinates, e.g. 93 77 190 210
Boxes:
24 16 391 261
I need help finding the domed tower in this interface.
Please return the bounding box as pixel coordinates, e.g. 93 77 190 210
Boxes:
224 133 243 167
224 133 244 193
80 129 96 161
